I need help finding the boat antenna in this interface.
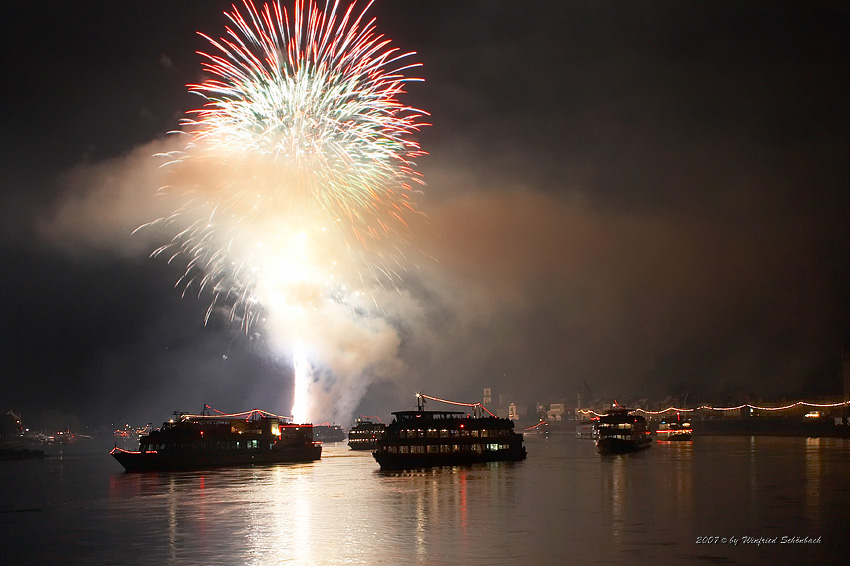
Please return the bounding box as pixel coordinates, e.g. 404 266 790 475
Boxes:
416 392 425 411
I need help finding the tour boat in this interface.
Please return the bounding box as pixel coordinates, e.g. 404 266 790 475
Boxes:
575 419 599 439
372 394 527 470
595 407 652 453
655 418 693 441
347 418 386 450
312 423 346 442
110 408 321 472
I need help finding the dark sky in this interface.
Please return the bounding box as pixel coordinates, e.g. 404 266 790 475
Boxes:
2 1 850 428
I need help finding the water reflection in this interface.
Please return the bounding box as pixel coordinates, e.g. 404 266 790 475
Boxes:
804 437 821 529
606 455 626 539
658 440 695 511
86 438 850 564
167 475 178 564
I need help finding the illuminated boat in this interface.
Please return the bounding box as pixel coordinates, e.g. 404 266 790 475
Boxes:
575 419 599 439
110 408 321 472
655 418 693 441
595 407 652 453
312 423 346 442
372 394 527 470
524 420 549 436
347 418 386 450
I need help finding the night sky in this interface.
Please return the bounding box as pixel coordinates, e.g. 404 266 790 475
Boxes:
2 1 850 428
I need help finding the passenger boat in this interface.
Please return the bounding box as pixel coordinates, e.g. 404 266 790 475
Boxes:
523 420 549 436
575 419 599 439
372 394 527 470
110 408 321 472
655 417 693 441
595 406 652 453
312 424 346 442
348 418 386 450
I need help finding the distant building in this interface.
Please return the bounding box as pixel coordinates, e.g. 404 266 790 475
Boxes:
547 403 566 422
576 381 593 410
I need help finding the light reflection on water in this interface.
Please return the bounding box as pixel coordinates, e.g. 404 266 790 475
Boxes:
1 436 849 565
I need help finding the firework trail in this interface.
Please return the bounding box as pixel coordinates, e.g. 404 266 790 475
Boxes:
139 0 427 422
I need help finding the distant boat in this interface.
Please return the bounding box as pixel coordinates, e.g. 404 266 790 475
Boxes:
575 419 599 440
348 418 386 450
110 409 321 472
596 407 652 453
655 418 693 441
372 394 527 470
313 424 346 443
524 420 549 436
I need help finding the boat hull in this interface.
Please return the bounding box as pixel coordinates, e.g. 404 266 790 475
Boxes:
373 447 527 471
111 444 321 472
596 437 652 454
656 432 692 441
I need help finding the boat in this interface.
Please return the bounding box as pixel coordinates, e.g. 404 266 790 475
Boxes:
655 417 693 441
524 420 549 436
312 423 346 442
595 406 652 453
110 408 321 472
348 418 386 450
372 394 527 470
575 419 599 439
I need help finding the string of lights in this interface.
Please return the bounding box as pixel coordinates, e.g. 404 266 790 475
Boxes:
188 406 294 421
418 393 497 417
577 399 850 418
359 415 385 424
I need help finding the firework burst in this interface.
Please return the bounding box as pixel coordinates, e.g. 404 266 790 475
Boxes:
141 0 428 329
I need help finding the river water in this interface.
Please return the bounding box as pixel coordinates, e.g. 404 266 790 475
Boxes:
1 434 848 565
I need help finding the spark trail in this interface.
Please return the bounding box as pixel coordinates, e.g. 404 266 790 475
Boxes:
139 0 428 422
